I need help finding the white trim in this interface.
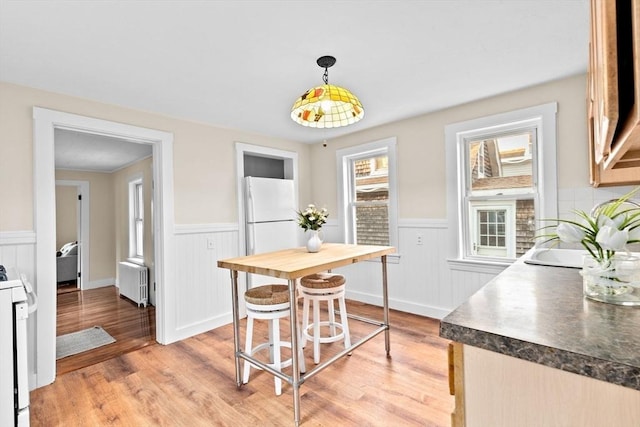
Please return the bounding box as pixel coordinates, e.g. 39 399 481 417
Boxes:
55 180 90 290
336 137 398 246
33 107 175 388
174 223 239 234
0 231 36 245
398 218 448 229
346 289 451 320
446 102 558 269
447 258 509 274
83 278 115 290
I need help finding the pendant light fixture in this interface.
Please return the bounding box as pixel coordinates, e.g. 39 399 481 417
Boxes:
291 55 364 128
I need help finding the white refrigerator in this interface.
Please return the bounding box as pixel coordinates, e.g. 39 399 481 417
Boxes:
245 176 299 287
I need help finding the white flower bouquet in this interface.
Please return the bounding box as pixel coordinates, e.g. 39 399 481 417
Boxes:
296 204 328 232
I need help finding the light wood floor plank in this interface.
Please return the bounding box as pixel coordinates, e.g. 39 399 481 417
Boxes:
33 293 454 426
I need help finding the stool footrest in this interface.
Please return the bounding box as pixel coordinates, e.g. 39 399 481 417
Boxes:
302 321 346 344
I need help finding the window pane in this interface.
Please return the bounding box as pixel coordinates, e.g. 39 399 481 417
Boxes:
354 156 389 203
515 199 535 257
351 154 390 245
468 130 534 194
136 221 143 256
476 208 506 249
355 205 389 245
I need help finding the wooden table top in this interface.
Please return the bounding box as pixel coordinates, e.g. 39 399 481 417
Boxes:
217 243 396 280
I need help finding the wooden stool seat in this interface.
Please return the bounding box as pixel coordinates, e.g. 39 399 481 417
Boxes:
244 284 289 305
300 273 346 289
299 273 351 364
243 284 305 396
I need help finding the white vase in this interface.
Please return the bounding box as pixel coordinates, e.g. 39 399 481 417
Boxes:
306 230 323 253
580 254 640 305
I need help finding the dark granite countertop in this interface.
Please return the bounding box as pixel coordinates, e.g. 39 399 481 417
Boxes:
439 256 640 391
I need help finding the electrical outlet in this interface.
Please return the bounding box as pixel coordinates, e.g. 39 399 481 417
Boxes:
416 233 423 245
206 238 215 249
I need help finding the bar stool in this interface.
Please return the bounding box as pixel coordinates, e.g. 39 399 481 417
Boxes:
299 273 351 364
242 284 305 396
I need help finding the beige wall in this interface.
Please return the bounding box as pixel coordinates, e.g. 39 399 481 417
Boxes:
55 185 77 249
0 75 593 233
310 74 590 219
0 81 311 232
55 170 116 282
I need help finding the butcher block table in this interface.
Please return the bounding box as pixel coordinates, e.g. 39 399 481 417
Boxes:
217 243 396 426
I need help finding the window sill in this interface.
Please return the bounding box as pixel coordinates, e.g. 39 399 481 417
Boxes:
126 257 145 266
447 257 510 274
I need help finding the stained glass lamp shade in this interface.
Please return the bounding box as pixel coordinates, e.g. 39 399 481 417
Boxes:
291 56 364 128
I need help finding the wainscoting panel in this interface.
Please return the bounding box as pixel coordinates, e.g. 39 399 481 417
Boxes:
173 225 241 341
170 218 507 342
322 220 497 319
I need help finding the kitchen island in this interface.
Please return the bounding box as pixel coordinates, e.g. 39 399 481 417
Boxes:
218 243 395 427
440 255 640 426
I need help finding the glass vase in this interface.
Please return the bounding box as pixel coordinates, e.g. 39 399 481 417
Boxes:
580 254 640 306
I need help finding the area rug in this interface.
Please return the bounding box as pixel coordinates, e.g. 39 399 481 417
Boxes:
56 326 116 359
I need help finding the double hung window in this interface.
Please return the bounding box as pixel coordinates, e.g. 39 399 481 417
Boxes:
446 103 557 264
129 176 144 259
337 138 398 247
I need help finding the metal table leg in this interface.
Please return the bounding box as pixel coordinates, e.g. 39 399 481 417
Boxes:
288 278 302 426
381 255 390 355
230 270 242 387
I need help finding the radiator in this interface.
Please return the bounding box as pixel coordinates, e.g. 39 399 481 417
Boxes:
118 262 148 307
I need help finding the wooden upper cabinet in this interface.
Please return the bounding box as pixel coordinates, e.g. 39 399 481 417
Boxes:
589 0 640 186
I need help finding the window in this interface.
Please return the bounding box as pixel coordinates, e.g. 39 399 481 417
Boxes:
129 176 144 259
337 138 398 247
446 103 557 265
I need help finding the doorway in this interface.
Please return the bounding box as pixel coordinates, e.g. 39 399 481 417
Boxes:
55 180 89 292
33 107 176 388
52 131 157 372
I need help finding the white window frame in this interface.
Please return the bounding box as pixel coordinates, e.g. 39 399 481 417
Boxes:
446 102 558 270
128 174 144 261
337 137 398 250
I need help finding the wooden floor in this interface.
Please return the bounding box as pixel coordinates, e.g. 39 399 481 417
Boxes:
33 299 454 426
56 285 156 375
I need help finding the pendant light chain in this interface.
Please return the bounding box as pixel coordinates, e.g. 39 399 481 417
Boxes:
322 67 329 84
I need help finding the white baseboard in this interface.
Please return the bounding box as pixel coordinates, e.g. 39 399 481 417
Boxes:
346 290 452 320
169 313 234 344
84 278 115 290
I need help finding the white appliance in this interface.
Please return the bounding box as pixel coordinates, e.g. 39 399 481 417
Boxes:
0 265 37 427
245 176 298 287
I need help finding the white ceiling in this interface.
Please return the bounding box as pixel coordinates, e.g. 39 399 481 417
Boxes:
0 0 589 169
54 129 153 173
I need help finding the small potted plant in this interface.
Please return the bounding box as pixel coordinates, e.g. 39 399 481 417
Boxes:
538 187 640 303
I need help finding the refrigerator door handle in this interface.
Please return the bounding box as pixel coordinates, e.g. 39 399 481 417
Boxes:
247 225 255 254
245 179 255 224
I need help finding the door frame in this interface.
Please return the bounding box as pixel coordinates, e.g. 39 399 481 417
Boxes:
33 107 175 387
